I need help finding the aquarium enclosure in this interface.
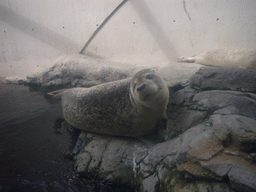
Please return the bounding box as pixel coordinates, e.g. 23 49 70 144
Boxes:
1 1 256 192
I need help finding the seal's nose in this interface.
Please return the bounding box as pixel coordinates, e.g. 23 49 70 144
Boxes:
137 84 146 91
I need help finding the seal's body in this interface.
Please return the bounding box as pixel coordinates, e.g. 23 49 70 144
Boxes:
55 69 169 137
179 49 256 69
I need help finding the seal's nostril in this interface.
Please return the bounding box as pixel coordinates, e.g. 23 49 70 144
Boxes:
137 84 146 91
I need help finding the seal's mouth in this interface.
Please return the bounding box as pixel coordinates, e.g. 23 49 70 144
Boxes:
135 83 160 102
138 83 159 95
137 84 146 92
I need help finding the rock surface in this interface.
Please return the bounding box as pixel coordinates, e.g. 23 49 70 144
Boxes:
190 66 256 92
71 66 256 192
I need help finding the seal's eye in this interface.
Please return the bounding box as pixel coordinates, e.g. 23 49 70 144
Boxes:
145 73 155 79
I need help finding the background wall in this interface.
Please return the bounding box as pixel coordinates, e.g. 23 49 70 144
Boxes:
1 0 256 77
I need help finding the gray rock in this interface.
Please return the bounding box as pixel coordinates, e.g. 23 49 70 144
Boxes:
196 183 212 192
166 108 209 139
228 164 256 192
142 173 158 192
169 89 185 105
139 138 180 178
190 66 256 93
3 76 26 84
211 183 235 192
74 132 148 182
193 90 256 119
186 127 224 161
210 114 256 148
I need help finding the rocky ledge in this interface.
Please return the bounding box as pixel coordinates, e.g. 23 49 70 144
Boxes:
71 66 256 192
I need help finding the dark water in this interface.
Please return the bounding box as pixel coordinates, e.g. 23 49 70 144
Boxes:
0 83 84 191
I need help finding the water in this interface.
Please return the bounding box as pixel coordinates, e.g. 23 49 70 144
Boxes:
0 83 82 191
0 83 141 192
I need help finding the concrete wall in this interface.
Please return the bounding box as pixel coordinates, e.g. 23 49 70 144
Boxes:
1 0 256 77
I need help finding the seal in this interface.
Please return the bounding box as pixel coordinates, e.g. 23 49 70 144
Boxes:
179 49 256 69
49 69 169 137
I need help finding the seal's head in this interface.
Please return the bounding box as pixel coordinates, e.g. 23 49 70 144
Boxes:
130 69 169 109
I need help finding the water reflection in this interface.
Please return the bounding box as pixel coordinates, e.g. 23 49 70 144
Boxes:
0 83 80 191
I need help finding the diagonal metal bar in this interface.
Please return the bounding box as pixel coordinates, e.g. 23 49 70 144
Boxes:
79 0 129 54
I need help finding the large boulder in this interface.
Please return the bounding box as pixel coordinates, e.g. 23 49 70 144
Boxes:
190 66 256 93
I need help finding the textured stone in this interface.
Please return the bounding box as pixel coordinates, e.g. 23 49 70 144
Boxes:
190 66 256 93
142 173 159 192
74 132 147 182
193 90 256 119
3 76 26 84
177 161 221 180
210 114 256 148
186 128 224 161
166 108 209 139
228 165 256 192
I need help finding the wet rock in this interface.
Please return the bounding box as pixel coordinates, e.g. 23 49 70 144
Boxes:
186 127 224 161
165 109 209 139
210 114 256 149
228 164 256 192
75 132 148 183
142 173 158 192
193 90 256 119
3 76 26 84
190 66 256 93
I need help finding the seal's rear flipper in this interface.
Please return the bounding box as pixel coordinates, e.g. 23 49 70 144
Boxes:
47 89 66 99
178 57 196 63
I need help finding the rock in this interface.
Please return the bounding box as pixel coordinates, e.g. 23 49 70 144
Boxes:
3 76 26 84
210 114 256 149
193 90 256 119
190 66 256 93
228 164 256 192
142 173 158 192
74 132 148 182
185 126 224 161
211 183 235 192
165 108 209 139
176 161 222 180
159 63 202 87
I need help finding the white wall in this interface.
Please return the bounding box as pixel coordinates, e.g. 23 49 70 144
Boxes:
1 0 256 77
